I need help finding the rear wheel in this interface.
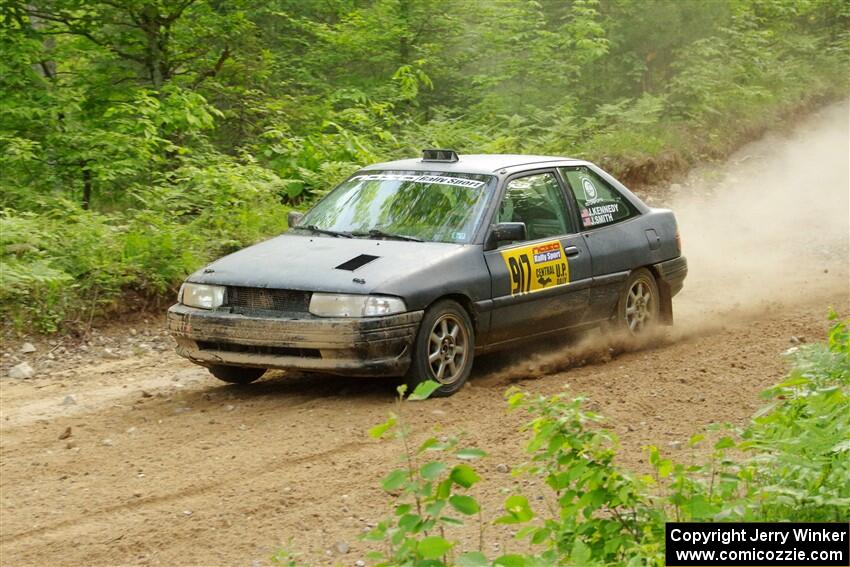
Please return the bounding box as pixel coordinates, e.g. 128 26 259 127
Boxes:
616 268 660 335
208 365 266 384
406 300 475 398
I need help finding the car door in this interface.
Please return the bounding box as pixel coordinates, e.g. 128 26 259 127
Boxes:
558 165 647 321
483 170 593 346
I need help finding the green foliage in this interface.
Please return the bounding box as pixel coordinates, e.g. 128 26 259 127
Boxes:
504 390 658 564
2 0 848 333
636 316 850 558
363 383 489 565
0 160 290 331
293 316 849 566
717 313 850 521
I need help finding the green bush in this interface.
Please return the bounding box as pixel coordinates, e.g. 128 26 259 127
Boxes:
0 159 291 332
363 381 491 566
0 207 125 332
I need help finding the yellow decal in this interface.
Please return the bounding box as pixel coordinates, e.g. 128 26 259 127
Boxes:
500 240 570 295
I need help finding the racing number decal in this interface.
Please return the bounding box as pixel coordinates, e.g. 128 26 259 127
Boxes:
500 240 570 296
506 255 533 293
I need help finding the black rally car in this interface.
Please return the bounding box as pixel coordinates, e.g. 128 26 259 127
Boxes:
167 150 687 396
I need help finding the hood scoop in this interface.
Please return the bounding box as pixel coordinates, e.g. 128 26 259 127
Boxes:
335 254 380 271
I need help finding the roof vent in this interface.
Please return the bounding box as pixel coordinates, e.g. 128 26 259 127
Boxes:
422 149 459 163
335 254 380 271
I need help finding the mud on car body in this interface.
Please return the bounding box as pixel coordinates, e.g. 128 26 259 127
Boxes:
167 150 687 396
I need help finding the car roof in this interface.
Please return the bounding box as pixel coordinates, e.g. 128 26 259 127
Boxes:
360 154 588 175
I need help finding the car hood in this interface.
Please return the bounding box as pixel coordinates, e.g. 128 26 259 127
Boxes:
187 233 470 295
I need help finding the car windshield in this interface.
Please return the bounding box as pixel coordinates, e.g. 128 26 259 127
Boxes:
296 170 496 244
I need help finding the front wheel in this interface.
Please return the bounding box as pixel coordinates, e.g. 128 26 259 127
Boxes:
208 365 266 384
406 300 475 398
616 268 660 335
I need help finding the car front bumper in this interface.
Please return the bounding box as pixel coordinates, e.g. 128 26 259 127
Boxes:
166 304 424 377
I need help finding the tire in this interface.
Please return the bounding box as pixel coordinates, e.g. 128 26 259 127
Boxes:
616 268 660 335
208 365 266 384
406 300 475 398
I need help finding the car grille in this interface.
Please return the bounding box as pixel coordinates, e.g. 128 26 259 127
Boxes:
224 286 311 313
197 341 321 358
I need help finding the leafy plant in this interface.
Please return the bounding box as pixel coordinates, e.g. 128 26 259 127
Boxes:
364 381 492 566
641 315 850 537
503 390 661 565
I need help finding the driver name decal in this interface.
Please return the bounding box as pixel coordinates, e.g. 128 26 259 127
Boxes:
501 240 570 296
581 203 619 227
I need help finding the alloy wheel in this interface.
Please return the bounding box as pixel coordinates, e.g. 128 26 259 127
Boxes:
625 279 654 333
427 314 469 384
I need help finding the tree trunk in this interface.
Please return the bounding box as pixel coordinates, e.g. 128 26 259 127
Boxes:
81 167 92 210
398 0 411 64
141 6 165 90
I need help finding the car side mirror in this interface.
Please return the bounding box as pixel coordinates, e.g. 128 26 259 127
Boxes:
287 211 304 228
486 222 527 250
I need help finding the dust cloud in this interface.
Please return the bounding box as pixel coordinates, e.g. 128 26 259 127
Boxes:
670 100 849 321
484 101 849 382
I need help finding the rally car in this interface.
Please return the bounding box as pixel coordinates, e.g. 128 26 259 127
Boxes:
167 150 687 396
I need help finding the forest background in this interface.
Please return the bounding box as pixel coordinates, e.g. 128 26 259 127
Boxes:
1 0 848 332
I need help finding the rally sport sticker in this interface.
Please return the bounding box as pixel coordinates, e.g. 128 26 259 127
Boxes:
500 240 570 295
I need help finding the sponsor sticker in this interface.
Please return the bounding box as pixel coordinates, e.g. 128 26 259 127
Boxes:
582 176 599 202
350 173 485 189
500 240 570 295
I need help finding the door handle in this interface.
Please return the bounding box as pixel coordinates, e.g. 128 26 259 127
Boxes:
564 246 580 257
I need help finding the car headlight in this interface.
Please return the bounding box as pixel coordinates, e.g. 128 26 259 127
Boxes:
179 283 225 309
309 293 406 317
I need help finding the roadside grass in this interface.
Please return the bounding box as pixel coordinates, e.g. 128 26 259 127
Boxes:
272 314 850 565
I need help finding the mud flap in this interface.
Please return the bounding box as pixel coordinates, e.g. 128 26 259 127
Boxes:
651 256 687 326
655 276 674 325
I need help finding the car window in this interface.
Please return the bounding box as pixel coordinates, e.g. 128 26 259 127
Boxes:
298 170 496 244
560 167 636 229
497 172 571 242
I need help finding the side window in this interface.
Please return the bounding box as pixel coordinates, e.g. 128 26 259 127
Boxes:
497 172 572 242
560 167 636 229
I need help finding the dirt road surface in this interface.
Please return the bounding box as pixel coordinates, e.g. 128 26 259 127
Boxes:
2 102 848 566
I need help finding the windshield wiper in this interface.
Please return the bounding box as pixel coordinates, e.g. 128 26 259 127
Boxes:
299 224 353 238
352 229 423 242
